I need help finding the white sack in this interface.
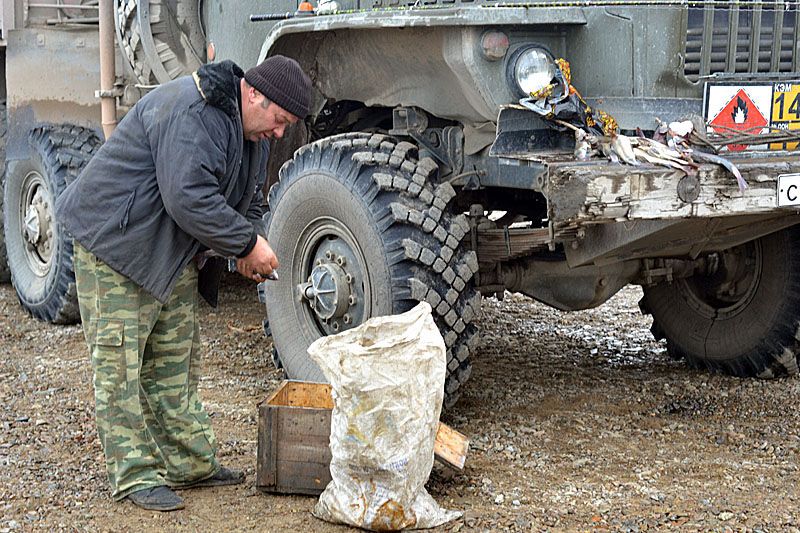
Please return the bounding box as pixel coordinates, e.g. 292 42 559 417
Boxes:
307 302 461 531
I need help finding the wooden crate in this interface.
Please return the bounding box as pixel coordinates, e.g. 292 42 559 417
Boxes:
256 381 334 495
256 380 469 495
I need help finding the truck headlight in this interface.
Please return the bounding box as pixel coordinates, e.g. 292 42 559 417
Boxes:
508 46 556 97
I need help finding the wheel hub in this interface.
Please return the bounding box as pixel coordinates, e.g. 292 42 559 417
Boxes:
296 225 367 335
682 241 761 318
302 262 351 321
705 248 757 304
24 201 42 244
20 174 54 276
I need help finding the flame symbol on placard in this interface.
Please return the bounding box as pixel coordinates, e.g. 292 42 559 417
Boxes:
731 96 748 124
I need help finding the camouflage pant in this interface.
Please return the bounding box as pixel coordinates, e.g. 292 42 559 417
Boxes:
73 242 219 500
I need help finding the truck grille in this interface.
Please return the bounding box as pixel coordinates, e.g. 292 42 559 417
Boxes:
684 1 800 81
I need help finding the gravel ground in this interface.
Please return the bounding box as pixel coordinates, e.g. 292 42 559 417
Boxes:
2 274 799 532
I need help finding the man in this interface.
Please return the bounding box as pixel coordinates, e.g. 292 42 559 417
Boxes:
55 56 312 511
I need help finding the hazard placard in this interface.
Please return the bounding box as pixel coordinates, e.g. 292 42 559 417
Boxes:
704 84 772 151
769 82 800 151
704 82 800 152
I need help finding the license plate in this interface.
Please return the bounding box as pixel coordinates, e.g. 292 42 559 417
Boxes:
777 173 800 207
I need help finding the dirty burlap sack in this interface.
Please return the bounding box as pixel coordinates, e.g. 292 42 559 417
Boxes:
307 302 461 531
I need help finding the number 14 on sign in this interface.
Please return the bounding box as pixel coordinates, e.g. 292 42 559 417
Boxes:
770 83 800 150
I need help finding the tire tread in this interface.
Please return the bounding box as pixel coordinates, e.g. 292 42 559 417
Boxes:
5 125 100 324
268 132 481 408
640 227 800 378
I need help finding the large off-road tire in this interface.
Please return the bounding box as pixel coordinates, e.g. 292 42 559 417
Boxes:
115 0 205 86
640 226 800 378
3 125 101 323
0 100 9 283
263 133 481 408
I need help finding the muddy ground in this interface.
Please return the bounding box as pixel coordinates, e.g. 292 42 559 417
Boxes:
1 274 799 532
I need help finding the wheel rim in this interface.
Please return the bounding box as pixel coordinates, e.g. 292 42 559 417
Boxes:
679 240 762 320
294 217 370 336
18 170 54 277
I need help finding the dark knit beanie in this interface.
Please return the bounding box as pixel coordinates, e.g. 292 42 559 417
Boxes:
244 55 312 118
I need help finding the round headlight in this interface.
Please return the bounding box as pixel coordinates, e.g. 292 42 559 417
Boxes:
511 47 555 97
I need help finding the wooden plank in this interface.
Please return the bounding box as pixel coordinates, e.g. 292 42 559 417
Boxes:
255 404 278 487
277 459 331 475
284 381 333 409
434 422 469 470
275 385 287 406
271 482 327 496
278 433 332 447
276 436 332 464
276 460 332 495
548 156 800 224
277 408 331 438
255 405 267 486
263 381 287 407
277 426 331 444
267 407 279 487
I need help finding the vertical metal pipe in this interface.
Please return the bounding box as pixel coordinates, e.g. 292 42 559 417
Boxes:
794 7 800 72
771 2 785 72
700 5 715 76
749 4 763 72
726 1 739 72
99 0 117 139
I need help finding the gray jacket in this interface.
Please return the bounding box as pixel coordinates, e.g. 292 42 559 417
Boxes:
56 60 267 304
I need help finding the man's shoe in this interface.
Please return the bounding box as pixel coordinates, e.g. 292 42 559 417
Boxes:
178 466 245 489
127 486 185 511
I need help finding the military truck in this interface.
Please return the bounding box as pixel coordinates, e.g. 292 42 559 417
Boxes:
3 1 800 408
0 0 205 319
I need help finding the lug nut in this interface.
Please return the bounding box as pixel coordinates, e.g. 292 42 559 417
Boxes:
343 314 352 324
345 274 353 283
332 321 340 331
325 251 333 260
336 256 346 266
348 295 356 306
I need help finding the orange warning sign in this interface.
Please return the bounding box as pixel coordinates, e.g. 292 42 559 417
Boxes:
709 89 769 151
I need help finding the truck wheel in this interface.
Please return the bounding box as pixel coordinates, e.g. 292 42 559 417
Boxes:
3 126 101 323
640 226 800 378
116 0 205 86
0 100 9 283
264 133 481 408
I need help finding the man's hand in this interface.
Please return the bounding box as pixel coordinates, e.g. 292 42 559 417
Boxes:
237 235 279 282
